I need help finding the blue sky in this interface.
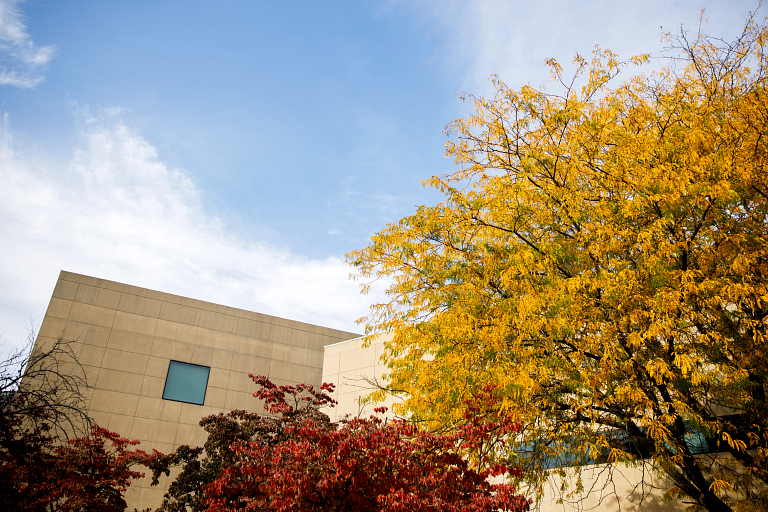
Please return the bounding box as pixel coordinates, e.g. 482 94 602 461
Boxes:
0 0 756 347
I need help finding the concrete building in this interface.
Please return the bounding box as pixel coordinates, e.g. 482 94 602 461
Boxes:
32 271 685 511
33 271 360 509
321 332 395 422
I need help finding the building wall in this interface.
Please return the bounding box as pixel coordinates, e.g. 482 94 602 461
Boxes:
31 271 689 510
536 464 686 512
321 333 396 421
33 271 359 510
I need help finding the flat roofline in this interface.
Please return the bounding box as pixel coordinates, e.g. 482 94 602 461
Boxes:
324 335 367 348
58 270 362 340
323 331 394 348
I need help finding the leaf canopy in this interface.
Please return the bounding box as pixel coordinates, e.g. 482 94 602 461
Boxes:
349 15 768 512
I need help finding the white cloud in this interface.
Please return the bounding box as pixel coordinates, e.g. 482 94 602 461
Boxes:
0 109 381 351
398 0 757 96
0 0 55 88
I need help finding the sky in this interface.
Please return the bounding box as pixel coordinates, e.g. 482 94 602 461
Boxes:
0 0 758 350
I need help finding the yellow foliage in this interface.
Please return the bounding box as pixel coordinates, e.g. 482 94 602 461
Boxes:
349 13 768 512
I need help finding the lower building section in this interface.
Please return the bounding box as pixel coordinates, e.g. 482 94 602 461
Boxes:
31 271 691 510
321 333 689 512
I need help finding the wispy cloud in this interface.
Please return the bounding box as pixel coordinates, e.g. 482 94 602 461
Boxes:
397 0 756 96
0 0 55 88
0 109 381 350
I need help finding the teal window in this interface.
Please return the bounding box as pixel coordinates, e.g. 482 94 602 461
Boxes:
162 360 210 405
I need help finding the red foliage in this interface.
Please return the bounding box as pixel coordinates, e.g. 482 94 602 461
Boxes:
51 426 157 512
0 419 156 512
176 375 530 512
0 337 158 511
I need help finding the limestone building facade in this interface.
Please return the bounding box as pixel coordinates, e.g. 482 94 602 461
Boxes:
31 270 685 511
33 271 360 509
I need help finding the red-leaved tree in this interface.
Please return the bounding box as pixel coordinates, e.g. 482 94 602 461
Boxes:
0 336 157 511
150 375 530 512
0 420 155 512
51 426 156 512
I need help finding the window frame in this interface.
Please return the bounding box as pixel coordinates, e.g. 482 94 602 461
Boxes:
161 360 211 406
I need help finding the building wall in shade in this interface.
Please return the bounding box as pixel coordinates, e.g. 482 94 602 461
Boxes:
33 271 360 510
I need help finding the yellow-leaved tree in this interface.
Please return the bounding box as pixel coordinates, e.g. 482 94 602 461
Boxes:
349 15 768 512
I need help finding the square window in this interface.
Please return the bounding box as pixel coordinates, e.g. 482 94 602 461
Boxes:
162 360 210 405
